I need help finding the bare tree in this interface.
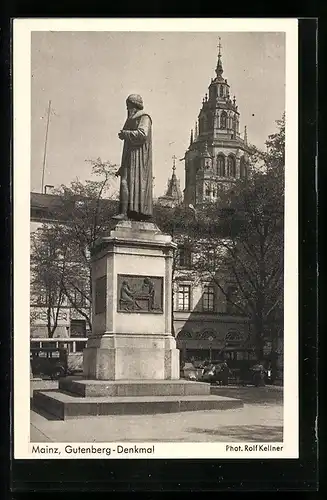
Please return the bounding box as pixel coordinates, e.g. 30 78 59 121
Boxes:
31 159 118 333
31 225 68 337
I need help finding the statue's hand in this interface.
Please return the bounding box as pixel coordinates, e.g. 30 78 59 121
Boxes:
118 130 126 140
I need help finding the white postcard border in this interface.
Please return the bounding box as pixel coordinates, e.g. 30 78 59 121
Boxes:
13 17 298 459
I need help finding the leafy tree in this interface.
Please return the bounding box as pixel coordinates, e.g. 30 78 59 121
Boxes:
191 115 285 360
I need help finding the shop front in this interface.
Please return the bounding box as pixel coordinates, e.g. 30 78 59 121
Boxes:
176 327 255 369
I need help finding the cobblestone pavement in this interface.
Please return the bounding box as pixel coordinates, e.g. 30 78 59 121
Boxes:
30 380 283 443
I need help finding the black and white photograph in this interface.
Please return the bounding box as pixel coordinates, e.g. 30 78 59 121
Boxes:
13 18 298 459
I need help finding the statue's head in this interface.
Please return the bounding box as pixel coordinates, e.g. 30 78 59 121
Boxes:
126 94 144 116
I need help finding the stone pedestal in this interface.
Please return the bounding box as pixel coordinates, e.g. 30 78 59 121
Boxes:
33 220 244 419
83 220 180 380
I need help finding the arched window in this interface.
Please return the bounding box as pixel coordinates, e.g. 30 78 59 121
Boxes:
225 330 243 345
220 111 227 129
219 85 224 97
217 155 225 176
227 155 236 177
199 330 216 340
240 156 247 178
211 86 217 100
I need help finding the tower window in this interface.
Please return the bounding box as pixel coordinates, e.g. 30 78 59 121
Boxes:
217 155 226 176
220 111 227 129
227 155 236 177
205 187 211 197
219 85 224 97
240 156 247 178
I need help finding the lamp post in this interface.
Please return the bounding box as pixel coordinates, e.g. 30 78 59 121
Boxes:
208 336 214 362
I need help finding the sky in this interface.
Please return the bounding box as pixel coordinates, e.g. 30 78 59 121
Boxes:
31 31 285 197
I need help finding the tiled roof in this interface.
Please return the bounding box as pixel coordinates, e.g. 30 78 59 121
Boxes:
30 192 119 222
31 192 63 210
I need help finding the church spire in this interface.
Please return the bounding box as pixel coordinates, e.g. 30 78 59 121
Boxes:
157 155 183 207
244 125 248 145
172 155 177 175
215 37 223 77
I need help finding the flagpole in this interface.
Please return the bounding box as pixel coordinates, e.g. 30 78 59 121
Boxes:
41 100 51 194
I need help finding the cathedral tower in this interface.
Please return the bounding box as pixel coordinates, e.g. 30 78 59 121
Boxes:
184 38 251 207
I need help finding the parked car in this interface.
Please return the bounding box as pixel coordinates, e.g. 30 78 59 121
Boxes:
30 347 68 380
182 362 197 380
201 364 218 383
199 362 231 384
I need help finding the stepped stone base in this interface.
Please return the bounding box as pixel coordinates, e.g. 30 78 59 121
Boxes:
32 377 243 420
59 377 211 397
33 390 243 420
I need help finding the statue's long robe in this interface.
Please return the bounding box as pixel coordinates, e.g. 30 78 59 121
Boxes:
121 110 153 218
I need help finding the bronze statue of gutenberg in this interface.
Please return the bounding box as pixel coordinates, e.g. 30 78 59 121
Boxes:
113 94 153 221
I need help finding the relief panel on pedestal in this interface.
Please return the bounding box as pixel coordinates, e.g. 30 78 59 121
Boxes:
117 274 164 314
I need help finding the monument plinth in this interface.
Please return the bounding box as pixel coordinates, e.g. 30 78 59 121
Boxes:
83 220 180 380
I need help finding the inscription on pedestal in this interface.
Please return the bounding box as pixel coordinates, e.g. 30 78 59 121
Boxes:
95 276 107 315
117 274 163 314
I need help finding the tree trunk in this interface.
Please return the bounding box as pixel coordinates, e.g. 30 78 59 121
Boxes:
253 317 264 361
47 305 53 338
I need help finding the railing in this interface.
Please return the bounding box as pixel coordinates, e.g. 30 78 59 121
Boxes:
30 337 88 353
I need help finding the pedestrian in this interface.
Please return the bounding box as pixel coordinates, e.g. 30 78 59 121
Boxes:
251 362 265 386
220 361 231 386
